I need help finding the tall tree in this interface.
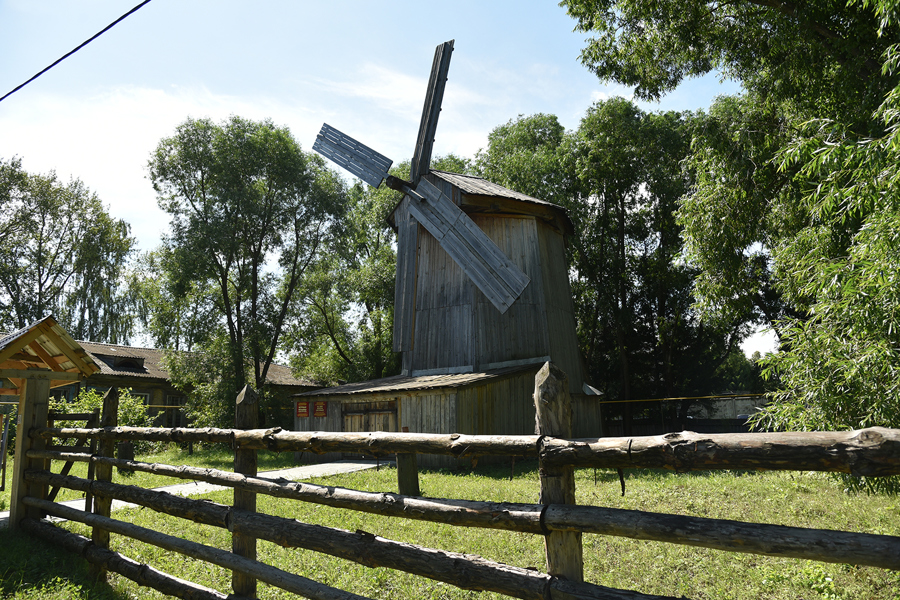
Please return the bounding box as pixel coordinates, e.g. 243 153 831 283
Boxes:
0 157 135 342
148 116 345 398
130 247 219 352
475 108 746 431
288 154 470 385
562 0 900 489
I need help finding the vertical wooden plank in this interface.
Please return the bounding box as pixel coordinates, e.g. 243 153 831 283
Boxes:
397 425 420 497
233 385 259 598
9 375 51 531
534 362 583 582
90 386 119 582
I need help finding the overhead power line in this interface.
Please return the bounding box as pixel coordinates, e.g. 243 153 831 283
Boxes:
0 0 153 104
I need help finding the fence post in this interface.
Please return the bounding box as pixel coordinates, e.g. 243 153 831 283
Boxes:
90 387 119 582
534 362 583 583
233 385 259 598
9 373 51 531
397 426 420 496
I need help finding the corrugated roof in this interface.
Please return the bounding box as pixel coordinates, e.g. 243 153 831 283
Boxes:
79 341 315 388
296 364 539 399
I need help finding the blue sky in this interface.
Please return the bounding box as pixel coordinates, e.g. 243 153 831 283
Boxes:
1 1 773 352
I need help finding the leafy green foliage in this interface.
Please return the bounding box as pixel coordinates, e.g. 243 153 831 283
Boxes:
564 0 900 490
162 332 240 429
475 107 748 429
287 154 468 385
0 157 135 342
562 0 894 126
678 93 809 332
148 116 346 415
130 247 219 352
51 388 151 430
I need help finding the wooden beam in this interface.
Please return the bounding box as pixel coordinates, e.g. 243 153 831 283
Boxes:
410 40 454 182
27 341 64 372
0 326 44 365
23 520 232 600
534 362 583 582
6 352 44 364
233 385 259 598
0 369 79 381
37 323 96 376
407 178 530 314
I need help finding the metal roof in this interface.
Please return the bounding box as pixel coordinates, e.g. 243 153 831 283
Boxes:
78 341 316 388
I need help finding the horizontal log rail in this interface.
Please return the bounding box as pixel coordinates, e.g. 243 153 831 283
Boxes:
540 427 900 477
21 499 375 600
22 496 675 600
26 466 900 570
30 426 900 476
21 518 236 600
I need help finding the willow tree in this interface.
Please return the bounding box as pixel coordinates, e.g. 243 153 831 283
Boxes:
148 116 345 399
0 156 135 342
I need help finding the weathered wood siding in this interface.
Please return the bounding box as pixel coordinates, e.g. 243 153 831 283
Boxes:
293 401 342 463
472 215 549 369
571 394 602 438
342 401 397 433
411 214 552 372
536 224 585 395
455 370 537 436
399 393 457 468
411 223 474 371
392 198 418 362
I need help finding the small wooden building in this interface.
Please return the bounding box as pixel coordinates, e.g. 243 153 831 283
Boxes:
297 172 600 466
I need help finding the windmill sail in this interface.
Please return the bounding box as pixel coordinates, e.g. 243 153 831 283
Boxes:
408 178 530 313
313 124 392 188
410 40 454 182
312 40 530 317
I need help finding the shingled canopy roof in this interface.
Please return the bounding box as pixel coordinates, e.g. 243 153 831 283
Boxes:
0 315 100 395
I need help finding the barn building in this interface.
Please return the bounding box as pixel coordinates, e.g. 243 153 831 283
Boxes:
295 171 600 466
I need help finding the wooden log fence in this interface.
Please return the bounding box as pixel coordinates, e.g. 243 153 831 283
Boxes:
8 363 900 600
23 462 900 570
31 426 900 476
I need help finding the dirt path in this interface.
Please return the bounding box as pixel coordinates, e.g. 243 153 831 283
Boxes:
0 459 383 529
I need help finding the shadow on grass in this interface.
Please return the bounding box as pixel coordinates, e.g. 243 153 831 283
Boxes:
0 528 129 600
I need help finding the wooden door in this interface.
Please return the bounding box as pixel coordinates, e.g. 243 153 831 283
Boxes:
342 401 397 457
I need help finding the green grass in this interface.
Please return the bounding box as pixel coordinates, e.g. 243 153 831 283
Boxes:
2 448 900 599
0 444 300 509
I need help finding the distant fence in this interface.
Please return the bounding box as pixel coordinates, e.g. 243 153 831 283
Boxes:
7 364 900 600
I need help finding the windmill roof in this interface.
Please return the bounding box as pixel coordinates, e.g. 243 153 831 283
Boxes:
430 170 560 208
387 171 574 234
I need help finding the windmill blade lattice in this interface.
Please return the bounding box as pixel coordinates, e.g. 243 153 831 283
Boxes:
313 124 392 188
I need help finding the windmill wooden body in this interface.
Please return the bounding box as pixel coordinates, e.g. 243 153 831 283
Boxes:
299 41 599 466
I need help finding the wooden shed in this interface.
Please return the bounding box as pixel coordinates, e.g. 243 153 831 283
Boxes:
297 173 600 465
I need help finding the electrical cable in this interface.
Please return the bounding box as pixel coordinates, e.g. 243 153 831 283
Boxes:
0 0 153 104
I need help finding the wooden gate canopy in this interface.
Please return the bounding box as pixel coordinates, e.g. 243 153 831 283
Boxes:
0 315 100 394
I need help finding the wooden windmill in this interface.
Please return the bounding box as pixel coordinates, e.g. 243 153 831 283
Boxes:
302 42 597 464
313 41 529 316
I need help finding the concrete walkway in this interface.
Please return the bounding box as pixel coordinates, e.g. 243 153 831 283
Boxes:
0 459 384 529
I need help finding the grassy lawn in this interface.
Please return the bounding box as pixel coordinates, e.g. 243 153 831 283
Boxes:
1 447 899 599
